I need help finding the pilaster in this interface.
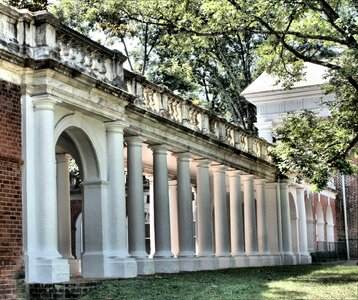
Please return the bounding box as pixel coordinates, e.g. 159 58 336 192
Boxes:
27 96 69 283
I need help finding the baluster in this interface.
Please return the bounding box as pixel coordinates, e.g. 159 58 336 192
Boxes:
181 101 190 126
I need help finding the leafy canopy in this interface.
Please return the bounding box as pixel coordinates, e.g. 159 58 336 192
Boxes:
106 0 357 190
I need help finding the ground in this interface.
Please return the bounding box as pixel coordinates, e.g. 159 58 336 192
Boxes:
79 263 358 299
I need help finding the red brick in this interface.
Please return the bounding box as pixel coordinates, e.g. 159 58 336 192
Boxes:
0 79 22 299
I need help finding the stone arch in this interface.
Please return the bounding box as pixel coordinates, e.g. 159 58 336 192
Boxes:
55 113 103 180
316 200 325 251
305 192 315 252
289 192 299 260
55 115 105 277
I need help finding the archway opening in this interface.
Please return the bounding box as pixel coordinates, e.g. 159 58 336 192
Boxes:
56 127 100 276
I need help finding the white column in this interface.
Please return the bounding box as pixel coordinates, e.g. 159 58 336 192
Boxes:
169 180 179 256
31 97 69 283
104 122 136 277
175 153 195 257
255 179 269 254
265 183 281 264
126 136 154 275
126 136 147 258
195 159 214 257
148 176 155 256
56 154 74 260
297 188 311 264
255 179 273 266
212 165 230 257
34 98 60 257
151 145 179 273
242 175 258 258
227 171 246 263
280 180 296 265
56 154 81 274
151 145 172 257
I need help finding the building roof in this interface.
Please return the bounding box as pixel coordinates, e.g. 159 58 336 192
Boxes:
242 63 329 95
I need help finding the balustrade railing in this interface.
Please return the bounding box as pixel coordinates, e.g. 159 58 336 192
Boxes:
125 70 272 163
0 5 126 89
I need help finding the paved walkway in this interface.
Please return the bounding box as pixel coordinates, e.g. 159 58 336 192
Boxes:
340 260 358 266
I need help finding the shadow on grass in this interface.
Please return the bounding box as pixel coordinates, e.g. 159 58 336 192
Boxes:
79 264 358 300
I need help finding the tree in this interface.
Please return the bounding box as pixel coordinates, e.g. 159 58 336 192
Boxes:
9 0 357 188
4 0 47 11
106 0 357 190
51 0 260 130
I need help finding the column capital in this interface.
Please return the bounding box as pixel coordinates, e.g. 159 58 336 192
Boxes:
296 187 305 192
125 135 146 145
279 178 290 185
150 144 169 153
172 152 192 161
210 164 227 173
105 120 126 133
241 174 254 181
254 178 266 185
33 95 59 111
265 182 278 189
56 153 71 163
194 158 211 167
227 169 242 177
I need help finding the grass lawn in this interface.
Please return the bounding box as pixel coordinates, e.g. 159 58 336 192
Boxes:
80 264 358 299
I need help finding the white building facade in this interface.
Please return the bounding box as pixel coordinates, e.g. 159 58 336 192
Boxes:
242 63 337 261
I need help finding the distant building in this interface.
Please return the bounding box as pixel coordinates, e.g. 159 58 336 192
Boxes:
242 62 357 259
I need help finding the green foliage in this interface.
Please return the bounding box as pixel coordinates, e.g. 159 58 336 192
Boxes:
51 0 259 130
271 110 357 190
4 0 47 11
25 0 358 188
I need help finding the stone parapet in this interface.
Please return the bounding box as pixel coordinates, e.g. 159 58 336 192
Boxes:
125 69 272 163
0 3 126 89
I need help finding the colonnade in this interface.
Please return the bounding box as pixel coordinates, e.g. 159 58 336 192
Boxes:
29 100 313 283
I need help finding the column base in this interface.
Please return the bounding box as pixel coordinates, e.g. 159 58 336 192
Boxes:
259 253 275 266
135 257 155 275
232 255 249 268
217 256 234 269
68 258 81 275
299 253 312 264
246 253 262 267
154 257 180 273
177 257 200 272
82 253 137 278
282 253 297 265
269 253 282 266
198 256 219 270
25 256 70 283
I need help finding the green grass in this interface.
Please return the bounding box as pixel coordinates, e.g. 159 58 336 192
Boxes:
80 264 358 300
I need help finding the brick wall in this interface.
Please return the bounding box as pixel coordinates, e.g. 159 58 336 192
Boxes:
0 80 23 299
29 279 102 300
